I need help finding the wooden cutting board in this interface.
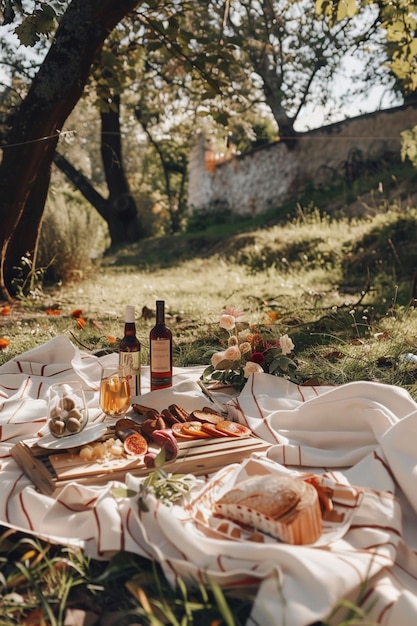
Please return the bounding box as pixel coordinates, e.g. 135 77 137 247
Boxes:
11 434 271 498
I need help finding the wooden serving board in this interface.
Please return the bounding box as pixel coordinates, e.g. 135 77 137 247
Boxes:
11 434 271 498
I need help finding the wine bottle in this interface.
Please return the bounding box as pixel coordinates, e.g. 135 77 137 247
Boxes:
119 305 141 397
150 300 172 391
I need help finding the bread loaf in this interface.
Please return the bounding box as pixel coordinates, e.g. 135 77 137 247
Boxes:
214 474 322 545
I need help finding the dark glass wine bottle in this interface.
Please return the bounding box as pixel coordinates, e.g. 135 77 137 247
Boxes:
119 305 141 397
150 300 172 391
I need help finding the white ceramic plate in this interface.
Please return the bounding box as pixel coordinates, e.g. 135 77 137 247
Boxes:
37 423 108 450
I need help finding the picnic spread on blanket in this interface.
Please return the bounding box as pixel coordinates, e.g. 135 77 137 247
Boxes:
1 334 417 626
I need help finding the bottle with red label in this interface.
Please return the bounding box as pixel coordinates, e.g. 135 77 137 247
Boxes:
150 300 172 391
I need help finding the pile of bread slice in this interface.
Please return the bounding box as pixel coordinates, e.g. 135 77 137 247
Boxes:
214 473 325 545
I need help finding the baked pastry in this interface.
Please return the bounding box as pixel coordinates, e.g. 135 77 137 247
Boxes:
214 474 322 545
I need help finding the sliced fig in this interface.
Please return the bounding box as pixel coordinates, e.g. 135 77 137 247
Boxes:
124 432 148 456
151 428 179 462
144 451 158 468
115 418 142 442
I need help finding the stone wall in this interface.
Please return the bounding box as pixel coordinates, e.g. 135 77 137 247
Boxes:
188 104 417 216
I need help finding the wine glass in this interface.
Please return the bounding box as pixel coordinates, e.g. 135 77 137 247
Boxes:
48 381 88 438
99 367 131 418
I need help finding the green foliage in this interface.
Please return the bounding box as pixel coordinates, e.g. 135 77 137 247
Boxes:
13 4 59 46
341 208 417 286
315 0 358 24
316 0 417 92
186 207 236 232
401 126 417 167
37 186 109 283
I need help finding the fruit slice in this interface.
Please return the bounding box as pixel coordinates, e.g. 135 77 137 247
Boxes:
216 421 251 437
124 432 148 456
171 423 196 439
200 422 230 437
181 421 212 439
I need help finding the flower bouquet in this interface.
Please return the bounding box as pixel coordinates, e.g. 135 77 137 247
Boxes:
201 307 299 392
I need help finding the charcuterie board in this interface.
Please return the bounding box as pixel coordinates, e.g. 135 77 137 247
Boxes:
11 433 271 498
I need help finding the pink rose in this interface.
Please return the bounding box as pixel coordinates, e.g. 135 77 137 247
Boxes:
211 351 226 368
239 341 252 354
223 345 241 361
219 314 236 331
222 307 245 321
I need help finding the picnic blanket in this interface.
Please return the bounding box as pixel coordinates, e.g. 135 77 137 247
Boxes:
1 335 417 626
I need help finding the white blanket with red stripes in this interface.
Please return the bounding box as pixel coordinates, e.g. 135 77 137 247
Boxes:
1 335 417 626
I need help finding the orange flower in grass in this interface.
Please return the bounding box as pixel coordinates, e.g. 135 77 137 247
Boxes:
46 309 61 316
266 310 278 323
75 317 86 329
70 309 83 318
0 338 10 350
106 335 117 343
0 306 11 316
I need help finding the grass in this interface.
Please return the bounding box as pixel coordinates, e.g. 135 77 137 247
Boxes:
1 202 417 624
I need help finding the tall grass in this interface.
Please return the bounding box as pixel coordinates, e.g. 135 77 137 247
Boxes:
37 185 109 283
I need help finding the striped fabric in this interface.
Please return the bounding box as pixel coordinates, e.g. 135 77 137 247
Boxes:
1 336 417 625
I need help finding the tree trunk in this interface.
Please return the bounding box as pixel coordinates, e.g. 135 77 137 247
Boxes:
0 0 140 302
100 94 141 245
53 152 108 215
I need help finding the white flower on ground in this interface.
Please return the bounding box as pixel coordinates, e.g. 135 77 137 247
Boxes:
219 314 236 331
244 361 264 378
280 334 295 355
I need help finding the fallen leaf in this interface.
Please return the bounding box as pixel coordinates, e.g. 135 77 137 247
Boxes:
141 306 154 320
0 306 11 316
324 350 344 362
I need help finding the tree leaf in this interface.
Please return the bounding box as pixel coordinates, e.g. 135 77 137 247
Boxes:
111 486 137 499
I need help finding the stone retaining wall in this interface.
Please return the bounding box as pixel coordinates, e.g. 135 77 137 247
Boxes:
188 104 417 216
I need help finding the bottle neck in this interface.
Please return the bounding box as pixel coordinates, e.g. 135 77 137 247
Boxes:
156 300 165 325
124 322 137 336
124 305 137 335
